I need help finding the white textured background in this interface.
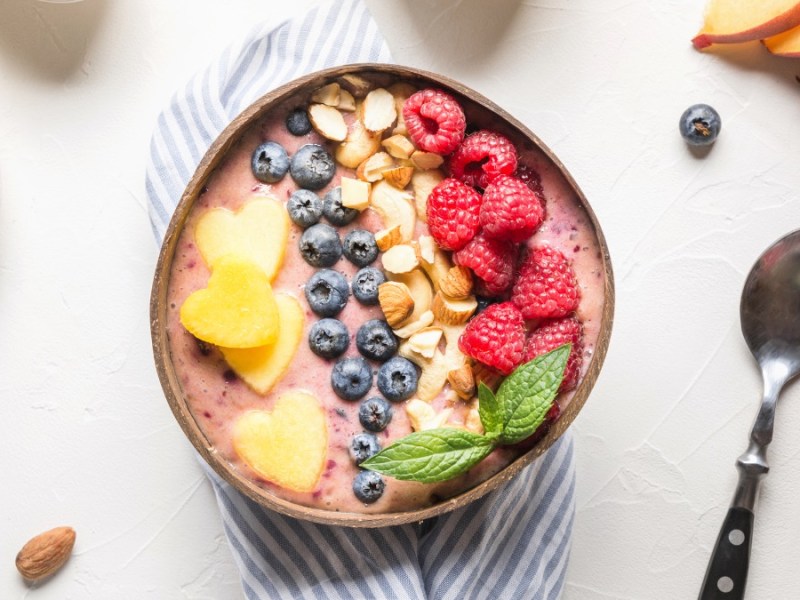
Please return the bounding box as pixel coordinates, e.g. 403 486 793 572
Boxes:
2 0 799 598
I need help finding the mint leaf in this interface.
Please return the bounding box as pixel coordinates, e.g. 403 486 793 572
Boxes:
361 428 495 483
496 344 570 445
477 382 503 436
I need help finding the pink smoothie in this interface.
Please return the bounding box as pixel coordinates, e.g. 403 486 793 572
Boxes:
165 80 607 515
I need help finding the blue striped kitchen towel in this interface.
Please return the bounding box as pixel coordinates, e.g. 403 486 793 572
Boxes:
146 1 576 597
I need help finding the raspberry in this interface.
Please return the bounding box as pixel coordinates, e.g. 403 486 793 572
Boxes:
426 178 482 251
458 302 525 375
523 316 584 391
403 89 466 155
480 175 545 242
515 163 544 195
511 246 579 319
448 130 518 189
454 233 517 296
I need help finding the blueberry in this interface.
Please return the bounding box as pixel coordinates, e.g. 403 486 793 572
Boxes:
305 269 349 317
308 318 349 359
679 104 721 146
352 267 386 305
287 189 323 229
323 187 359 226
299 223 342 267
359 396 392 432
286 108 312 136
349 432 381 466
475 296 499 314
331 357 373 400
377 357 418 402
353 470 385 504
290 144 336 191
251 141 289 183
343 230 378 267
356 320 398 362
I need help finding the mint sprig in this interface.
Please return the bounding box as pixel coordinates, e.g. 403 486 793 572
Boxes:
361 344 570 483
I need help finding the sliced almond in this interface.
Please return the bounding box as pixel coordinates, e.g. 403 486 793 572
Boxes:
432 292 477 325
383 166 414 189
335 108 382 168
16 526 76 581
341 176 371 211
388 81 417 135
308 103 347 141
356 151 394 182
375 225 402 252
378 281 414 327
339 73 373 98
411 169 444 222
369 180 416 241
440 265 473 300
362 88 397 132
337 88 356 112
447 362 475 400
411 151 444 170
382 244 418 274
464 407 485 434
417 235 453 290
310 82 341 106
407 327 443 359
416 349 451 401
393 309 434 338
382 134 416 160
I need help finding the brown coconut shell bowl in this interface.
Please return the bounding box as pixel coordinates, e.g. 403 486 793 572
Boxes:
150 64 614 527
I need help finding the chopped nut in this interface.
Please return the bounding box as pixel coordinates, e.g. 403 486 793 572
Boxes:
335 106 382 167
447 363 475 399
337 89 356 111
378 281 414 327
356 152 394 182
393 309 434 338
382 244 419 274
362 88 397 132
411 169 444 222
375 225 402 252
416 235 452 289
465 407 485 434
308 103 347 141
310 82 341 106
411 151 444 170
432 292 477 325
382 134 416 159
341 177 371 210
472 360 504 392
383 166 414 189
440 265 473 300
339 73 372 98
407 327 444 359
388 82 417 135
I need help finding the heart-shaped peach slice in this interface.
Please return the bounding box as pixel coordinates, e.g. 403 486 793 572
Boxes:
195 197 289 280
233 391 328 492
180 255 279 348
220 293 304 394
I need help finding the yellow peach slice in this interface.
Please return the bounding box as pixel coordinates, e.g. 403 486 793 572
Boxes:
220 294 304 395
763 22 800 55
233 391 328 492
180 256 279 348
195 197 289 281
692 0 800 48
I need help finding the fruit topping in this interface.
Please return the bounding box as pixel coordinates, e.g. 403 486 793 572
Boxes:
308 318 350 359
356 319 399 362
331 357 373 400
232 391 328 492
480 175 545 242
426 178 482 251
299 223 342 268
289 144 336 190
511 245 580 319
523 316 584 392
305 269 349 317
285 108 312 136
286 189 323 229
453 233 516 296
180 256 279 349
679 103 721 146
352 470 385 504
342 229 378 267
458 301 526 375
448 130 517 189
220 294 305 394
358 396 393 432
251 141 290 183
351 266 386 305
322 186 359 226
349 432 382 465
377 356 419 401
515 163 544 195
402 88 466 155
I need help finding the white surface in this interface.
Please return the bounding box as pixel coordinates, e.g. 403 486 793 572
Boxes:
2 0 799 598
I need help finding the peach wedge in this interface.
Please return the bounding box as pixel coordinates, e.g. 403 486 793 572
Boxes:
763 23 800 56
692 0 800 49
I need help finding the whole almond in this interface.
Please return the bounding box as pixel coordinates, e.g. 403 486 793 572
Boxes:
432 292 478 325
440 265 473 300
378 281 415 327
16 526 76 581
448 363 476 399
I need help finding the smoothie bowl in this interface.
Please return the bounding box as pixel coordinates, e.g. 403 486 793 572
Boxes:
150 64 614 527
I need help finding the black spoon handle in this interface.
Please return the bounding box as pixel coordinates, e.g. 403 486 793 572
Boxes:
698 506 754 600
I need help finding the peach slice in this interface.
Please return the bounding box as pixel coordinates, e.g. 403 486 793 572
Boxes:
233 391 328 492
180 256 279 348
220 294 304 394
763 23 800 55
195 197 289 281
692 0 800 49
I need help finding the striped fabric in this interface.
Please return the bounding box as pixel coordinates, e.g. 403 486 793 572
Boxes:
145 1 576 598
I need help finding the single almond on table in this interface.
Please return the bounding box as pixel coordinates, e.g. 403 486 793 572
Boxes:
378 281 415 327
308 103 347 141
362 88 397 132
310 82 341 106
337 88 356 111
341 176 371 210
383 166 414 189
440 265 473 300
375 224 403 252
411 151 444 170
382 134 416 160
432 292 478 325
411 169 444 222
448 362 476 400
393 309 434 339
16 526 76 581
356 151 394 182
382 244 419 274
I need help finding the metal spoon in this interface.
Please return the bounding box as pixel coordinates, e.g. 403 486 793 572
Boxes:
699 229 800 599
